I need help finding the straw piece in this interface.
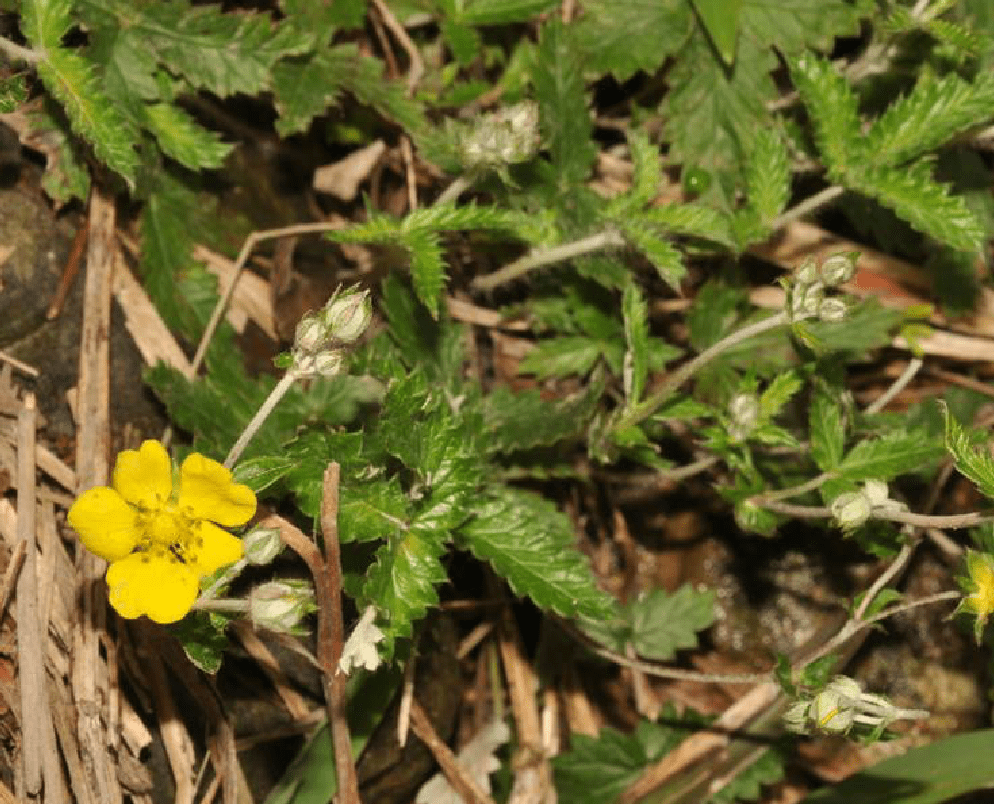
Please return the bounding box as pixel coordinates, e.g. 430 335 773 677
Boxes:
71 186 121 804
15 395 43 794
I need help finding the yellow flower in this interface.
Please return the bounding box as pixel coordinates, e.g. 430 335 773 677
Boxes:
68 440 256 624
954 549 994 644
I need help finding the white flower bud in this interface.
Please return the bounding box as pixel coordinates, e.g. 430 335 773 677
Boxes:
863 480 890 508
728 393 760 440
294 312 327 354
242 527 284 565
830 490 872 530
818 298 848 322
313 352 344 377
796 257 819 285
249 580 315 633
458 101 541 169
783 700 811 733
322 288 372 344
820 253 857 286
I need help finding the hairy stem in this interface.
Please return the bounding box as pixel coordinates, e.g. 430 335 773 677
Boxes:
224 370 299 468
471 229 626 291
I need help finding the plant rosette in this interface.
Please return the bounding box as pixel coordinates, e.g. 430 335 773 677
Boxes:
68 440 256 624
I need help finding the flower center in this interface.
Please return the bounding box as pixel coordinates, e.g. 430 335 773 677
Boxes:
133 502 205 565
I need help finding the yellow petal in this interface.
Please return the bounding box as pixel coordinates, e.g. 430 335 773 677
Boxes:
113 440 173 510
68 487 141 562
106 553 199 624
178 453 256 527
189 521 243 577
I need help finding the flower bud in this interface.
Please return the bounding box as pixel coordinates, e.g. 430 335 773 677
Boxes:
323 288 372 344
830 490 871 530
313 352 344 378
820 253 857 286
458 101 541 169
863 480 889 508
249 580 315 633
818 298 848 322
796 257 819 285
783 700 811 733
294 312 326 354
242 527 284 566
728 393 760 440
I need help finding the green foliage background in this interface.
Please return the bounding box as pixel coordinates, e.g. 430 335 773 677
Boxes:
8 0 994 801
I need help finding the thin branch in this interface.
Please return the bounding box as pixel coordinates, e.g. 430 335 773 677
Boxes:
759 499 994 530
470 230 626 291
866 358 923 415
0 35 40 63
224 370 299 468
319 464 360 804
770 185 845 232
622 311 791 430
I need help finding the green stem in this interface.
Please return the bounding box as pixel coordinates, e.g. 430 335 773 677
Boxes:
621 311 790 430
471 229 626 291
760 499 994 530
0 35 40 64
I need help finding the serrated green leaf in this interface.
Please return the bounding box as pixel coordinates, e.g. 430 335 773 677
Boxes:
838 429 943 483
622 281 650 406
144 103 232 170
170 611 230 674
944 406 994 501
440 19 481 65
141 174 218 341
629 585 715 660
864 72 994 167
691 0 742 65
272 43 424 137
362 520 449 652
125 0 313 97
620 220 687 288
531 19 596 187
759 371 802 420
339 478 410 545
458 486 615 620
376 371 481 494
28 104 90 202
745 127 790 230
519 336 602 379
802 299 905 353
846 162 984 253
482 383 601 453
687 280 746 350
652 396 714 422
809 391 845 471
232 455 294 494
608 130 662 217
21 0 72 49
456 0 558 25
789 53 863 174
641 202 734 247
572 0 693 82
403 228 445 319
38 48 139 184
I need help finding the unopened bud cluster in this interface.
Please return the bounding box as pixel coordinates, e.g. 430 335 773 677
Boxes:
830 480 906 531
291 286 372 378
788 252 856 323
455 101 541 171
784 675 928 736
